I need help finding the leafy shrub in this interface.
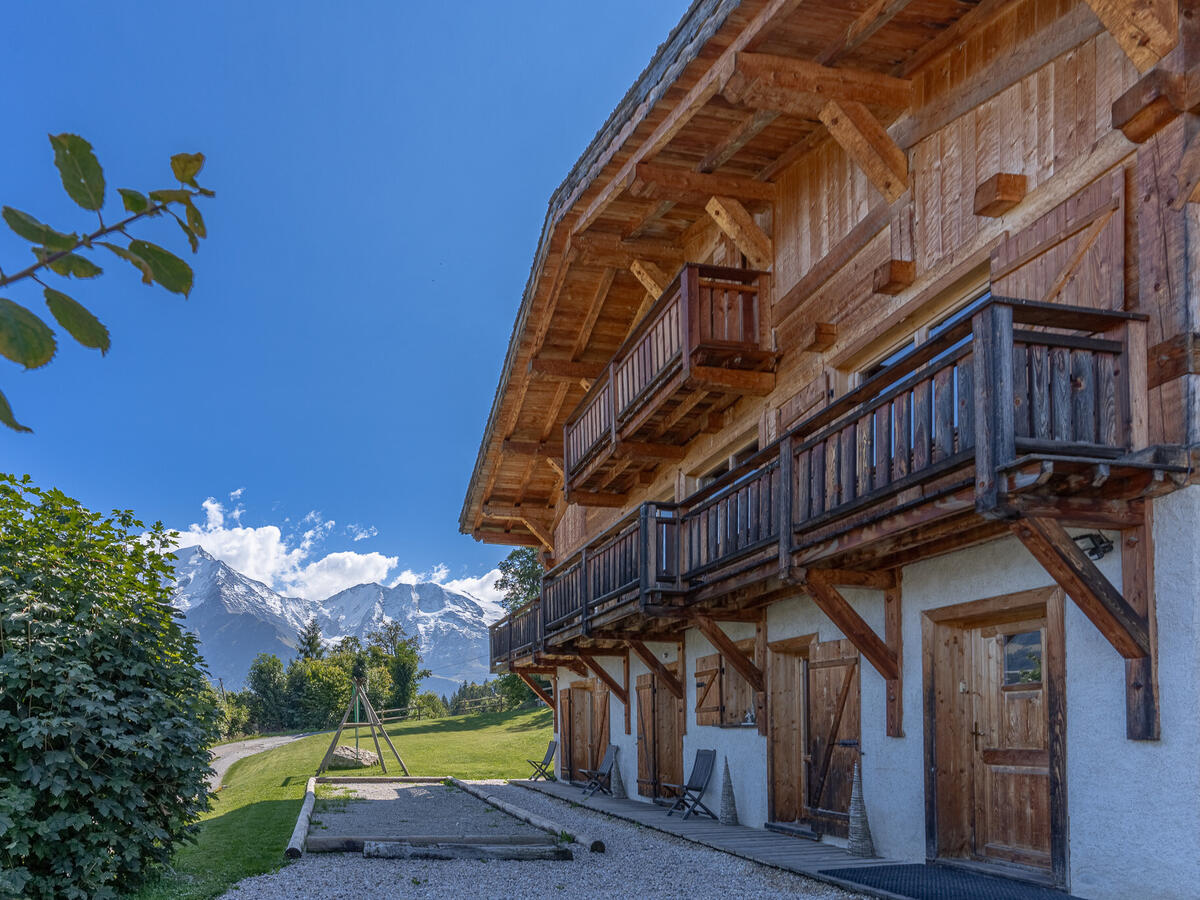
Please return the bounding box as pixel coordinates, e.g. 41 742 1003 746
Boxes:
0 476 216 900
284 657 352 730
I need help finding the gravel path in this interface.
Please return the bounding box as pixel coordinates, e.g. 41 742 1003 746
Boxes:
310 782 546 839
220 780 868 899
208 734 309 790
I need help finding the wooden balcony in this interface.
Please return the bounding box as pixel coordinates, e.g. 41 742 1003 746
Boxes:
492 297 1179 671
564 264 775 500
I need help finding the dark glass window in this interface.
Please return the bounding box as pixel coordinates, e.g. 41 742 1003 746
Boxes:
1003 631 1043 685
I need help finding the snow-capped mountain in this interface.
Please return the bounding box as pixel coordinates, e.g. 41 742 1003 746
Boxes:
168 546 502 695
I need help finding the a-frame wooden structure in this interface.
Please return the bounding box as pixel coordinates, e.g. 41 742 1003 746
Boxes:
316 679 408 776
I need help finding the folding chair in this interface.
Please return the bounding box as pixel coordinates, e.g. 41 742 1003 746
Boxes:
527 740 557 781
664 749 717 820
579 744 617 799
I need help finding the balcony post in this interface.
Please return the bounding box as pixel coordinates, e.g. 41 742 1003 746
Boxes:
972 301 1016 516
580 546 590 636
680 264 695 380
778 435 795 582
640 503 658 605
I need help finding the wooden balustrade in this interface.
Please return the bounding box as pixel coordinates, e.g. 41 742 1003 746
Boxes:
495 297 1148 669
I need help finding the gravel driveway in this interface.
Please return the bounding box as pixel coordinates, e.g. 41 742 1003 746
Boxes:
220 780 867 899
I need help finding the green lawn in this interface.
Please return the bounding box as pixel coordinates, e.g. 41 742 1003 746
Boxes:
131 707 553 900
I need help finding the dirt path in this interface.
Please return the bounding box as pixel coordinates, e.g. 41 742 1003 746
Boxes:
208 734 309 790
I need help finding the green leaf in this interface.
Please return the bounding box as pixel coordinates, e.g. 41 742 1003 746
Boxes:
0 388 31 433
44 289 109 354
33 249 102 279
48 134 105 211
170 153 205 187
117 189 148 213
127 240 192 296
168 211 198 253
0 299 56 369
98 242 152 285
1 207 77 251
148 188 193 205
185 201 206 239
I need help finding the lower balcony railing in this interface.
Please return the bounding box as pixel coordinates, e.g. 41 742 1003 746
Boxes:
490 296 1148 670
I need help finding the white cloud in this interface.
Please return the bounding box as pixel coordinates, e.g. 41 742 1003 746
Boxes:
173 495 498 610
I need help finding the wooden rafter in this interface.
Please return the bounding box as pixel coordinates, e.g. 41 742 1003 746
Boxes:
629 259 671 296
528 357 606 381
705 196 772 269
699 109 779 172
569 490 627 508
803 570 900 681
571 232 682 270
1082 0 1178 71
570 267 616 359
818 100 908 203
1011 517 1150 659
578 652 629 706
501 438 563 458
535 653 586 677
722 52 913 116
630 161 777 205
817 0 918 64
627 640 683 699
695 615 764 693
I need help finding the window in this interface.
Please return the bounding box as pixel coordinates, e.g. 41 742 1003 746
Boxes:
1003 631 1043 685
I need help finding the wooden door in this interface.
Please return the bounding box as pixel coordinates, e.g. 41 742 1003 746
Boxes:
970 620 1051 869
635 668 684 799
568 683 593 783
592 688 610 770
768 648 806 823
804 639 860 837
559 688 573 781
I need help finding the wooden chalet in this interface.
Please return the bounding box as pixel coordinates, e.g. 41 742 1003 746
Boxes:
461 2 1200 896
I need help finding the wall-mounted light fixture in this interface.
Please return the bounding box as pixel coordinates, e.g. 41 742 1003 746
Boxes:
1073 532 1114 560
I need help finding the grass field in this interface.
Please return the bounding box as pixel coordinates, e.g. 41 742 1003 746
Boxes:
132 707 553 900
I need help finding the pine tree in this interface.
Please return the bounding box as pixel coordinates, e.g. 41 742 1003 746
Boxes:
297 616 324 660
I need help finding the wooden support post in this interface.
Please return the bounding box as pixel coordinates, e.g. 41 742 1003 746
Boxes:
628 640 684 699
755 615 768 736
705 196 773 269
818 100 908 203
695 615 765 692
517 672 555 709
578 653 629 706
884 573 903 738
1010 516 1151 659
803 571 900 681
1122 503 1159 740
972 302 1015 515
623 652 631 735
629 259 671 297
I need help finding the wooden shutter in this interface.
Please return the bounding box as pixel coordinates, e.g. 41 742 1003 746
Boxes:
593 687 610 770
720 638 757 726
805 638 861 837
636 673 654 797
559 688 572 780
694 652 723 726
990 171 1125 312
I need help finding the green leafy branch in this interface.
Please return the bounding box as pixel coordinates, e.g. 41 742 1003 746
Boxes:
0 134 213 432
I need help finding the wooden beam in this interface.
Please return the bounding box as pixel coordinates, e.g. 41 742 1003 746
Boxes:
1122 503 1160 740
627 640 683 699
819 100 908 203
694 615 765 693
813 568 897 590
817 0 918 65
1011 517 1150 659
482 502 554 521
534 653 586 677
529 357 606 381
629 259 671 297
1173 130 1200 209
803 571 900 680
973 172 1029 217
1082 0 1178 71
722 52 913 115
578 653 629 706
798 321 838 353
613 440 688 461
699 109 779 172
572 232 682 269
1112 68 1185 143
689 365 775 395
884 573 903 737
705 196 772 269
569 490 627 508
516 673 554 709
631 161 777 206
502 438 563 458
872 259 915 295
472 528 541 548
623 652 631 735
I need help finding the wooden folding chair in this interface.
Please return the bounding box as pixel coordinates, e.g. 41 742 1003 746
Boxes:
527 740 557 781
664 749 717 820
579 744 617 799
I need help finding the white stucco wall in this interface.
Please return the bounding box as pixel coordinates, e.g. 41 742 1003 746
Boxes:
550 487 1200 899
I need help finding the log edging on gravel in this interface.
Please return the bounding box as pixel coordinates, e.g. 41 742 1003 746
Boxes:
448 778 606 853
285 776 318 859
315 775 448 784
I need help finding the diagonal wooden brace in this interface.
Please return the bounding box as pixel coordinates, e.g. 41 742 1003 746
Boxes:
804 571 900 681
578 652 629 706
1011 517 1150 659
516 672 555 709
695 615 765 693
627 640 684 699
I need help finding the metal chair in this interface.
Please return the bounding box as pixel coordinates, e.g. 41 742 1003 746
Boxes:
664 749 717 820
579 744 617 799
527 740 557 781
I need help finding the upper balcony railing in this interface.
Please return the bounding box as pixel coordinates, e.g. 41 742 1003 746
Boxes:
492 297 1148 669
564 264 772 492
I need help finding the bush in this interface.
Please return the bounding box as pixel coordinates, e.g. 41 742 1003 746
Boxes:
284 657 351 731
246 652 287 732
0 476 216 900
413 691 448 719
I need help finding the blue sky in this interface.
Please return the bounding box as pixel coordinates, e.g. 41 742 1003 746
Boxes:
1 1 688 602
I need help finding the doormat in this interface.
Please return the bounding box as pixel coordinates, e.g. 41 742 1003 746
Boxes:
819 864 1080 900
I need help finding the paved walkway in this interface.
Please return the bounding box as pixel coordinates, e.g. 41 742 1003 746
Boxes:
208 733 309 790
513 779 903 899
